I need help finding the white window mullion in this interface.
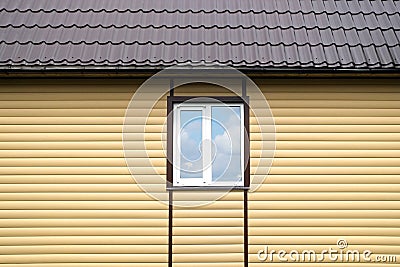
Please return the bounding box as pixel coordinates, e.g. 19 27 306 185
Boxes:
173 106 180 186
203 105 212 185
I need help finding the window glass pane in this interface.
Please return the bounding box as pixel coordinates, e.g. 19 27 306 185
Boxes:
180 110 203 178
211 106 242 182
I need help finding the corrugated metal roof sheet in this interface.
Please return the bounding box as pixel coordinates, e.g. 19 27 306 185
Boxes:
0 0 399 69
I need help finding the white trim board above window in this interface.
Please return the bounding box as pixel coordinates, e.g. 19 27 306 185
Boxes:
172 102 245 187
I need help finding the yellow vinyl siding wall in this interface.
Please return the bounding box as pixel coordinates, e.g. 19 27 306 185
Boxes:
0 80 168 267
0 78 399 266
249 79 400 266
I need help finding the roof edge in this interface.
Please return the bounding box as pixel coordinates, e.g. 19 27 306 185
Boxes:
0 66 399 78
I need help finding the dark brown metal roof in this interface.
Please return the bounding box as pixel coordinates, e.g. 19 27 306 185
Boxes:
0 0 399 70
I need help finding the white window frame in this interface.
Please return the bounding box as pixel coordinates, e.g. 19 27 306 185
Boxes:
173 102 244 187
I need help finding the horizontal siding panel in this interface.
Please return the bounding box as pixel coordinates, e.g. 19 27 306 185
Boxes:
173 236 243 245
0 109 164 117
254 184 400 191
263 175 400 184
2 116 400 125
173 227 243 236
276 141 400 150
0 125 166 133
249 236 400 245
0 100 131 109
273 125 400 133
273 150 400 158
249 210 400 219
0 150 162 158
0 93 134 101
0 254 166 263
268 167 400 175
249 256 400 264
248 264 400 267
270 108 400 117
172 253 243 262
173 218 243 227
3 141 400 150
0 192 398 201
248 192 400 201
1 99 400 109
0 201 243 210
248 227 400 236
271 117 400 124
1 183 400 192
0 193 162 201
248 219 400 227
0 183 167 192
3 149 400 158
0 210 169 219
0 219 167 227
4 157 400 167
0 174 400 184
268 100 400 108
262 92 400 100
3 108 400 117
0 227 168 236
0 201 169 210
0 167 156 175
0 175 153 184
173 244 242 253
0 236 169 245
0 264 166 267
248 201 400 210
248 245 400 254
172 210 244 218
0 133 161 141
2 132 400 142
0 245 167 254
0 117 126 124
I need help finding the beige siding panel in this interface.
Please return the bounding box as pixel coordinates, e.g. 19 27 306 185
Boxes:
0 100 131 108
0 79 400 266
0 192 398 201
248 264 400 267
248 80 400 265
0 264 166 267
3 157 400 167
249 210 400 219
0 236 169 245
0 245 167 254
248 245 400 254
0 227 167 236
0 80 168 266
0 210 168 219
173 192 244 265
0 254 167 263
3 149 400 158
1 174 399 184
0 219 168 227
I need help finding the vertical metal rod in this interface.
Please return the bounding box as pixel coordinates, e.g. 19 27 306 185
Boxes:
242 77 249 267
168 78 174 267
168 190 173 267
244 191 248 267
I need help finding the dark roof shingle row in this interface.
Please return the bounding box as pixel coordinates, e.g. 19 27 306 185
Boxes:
0 0 399 70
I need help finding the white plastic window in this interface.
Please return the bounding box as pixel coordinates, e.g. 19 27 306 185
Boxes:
173 103 244 187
